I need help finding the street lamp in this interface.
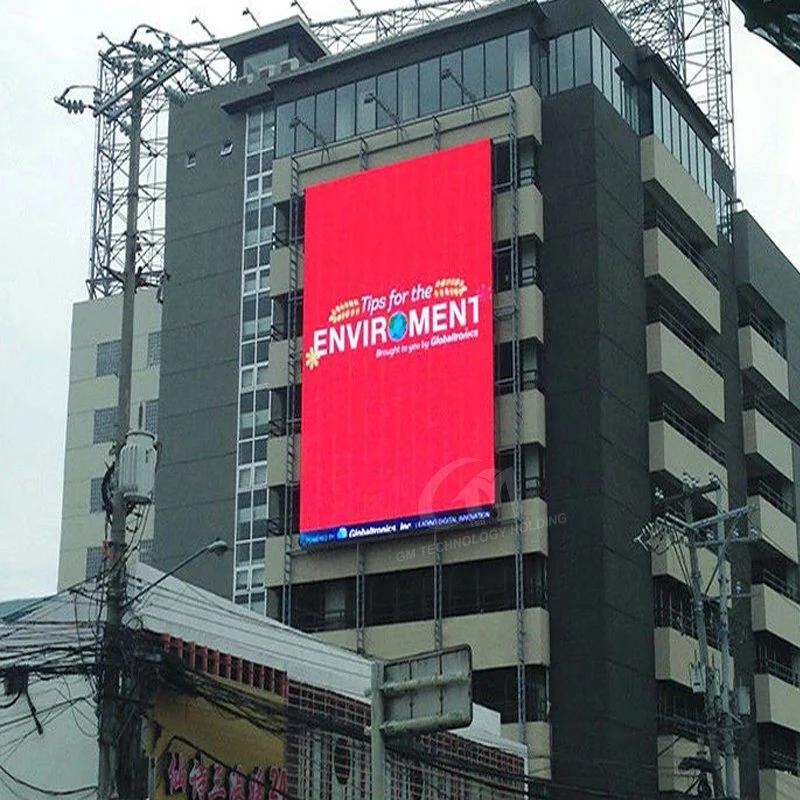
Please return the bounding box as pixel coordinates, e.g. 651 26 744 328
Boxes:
125 539 229 608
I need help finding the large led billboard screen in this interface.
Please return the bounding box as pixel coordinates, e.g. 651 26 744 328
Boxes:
299 140 495 546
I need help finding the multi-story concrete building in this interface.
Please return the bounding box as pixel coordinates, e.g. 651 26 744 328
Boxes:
129 0 800 797
57 289 161 588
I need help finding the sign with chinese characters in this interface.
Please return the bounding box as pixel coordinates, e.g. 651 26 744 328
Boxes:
149 675 285 800
300 140 496 547
163 751 287 800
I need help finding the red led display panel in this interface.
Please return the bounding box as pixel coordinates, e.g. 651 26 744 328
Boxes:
299 139 495 546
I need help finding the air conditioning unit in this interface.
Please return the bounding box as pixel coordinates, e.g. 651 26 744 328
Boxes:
278 57 300 74
258 64 277 80
238 73 255 86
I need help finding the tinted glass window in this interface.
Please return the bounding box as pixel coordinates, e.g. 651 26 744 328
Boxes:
652 85 663 142
591 30 602 91
275 103 294 158
419 57 440 115
295 95 315 151
440 51 462 109
398 64 419 120
316 89 335 145
507 30 530 89
463 43 484 100
484 37 507 96
556 32 573 92
574 28 591 86
335 84 355 140
356 77 376 134
376 70 398 127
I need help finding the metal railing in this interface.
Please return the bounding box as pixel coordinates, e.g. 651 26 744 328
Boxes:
653 603 721 649
740 311 786 357
760 748 800 776
756 655 800 688
644 210 719 287
747 395 800 447
495 368 541 395
754 569 800 605
655 404 726 465
653 306 723 374
750 479 796 520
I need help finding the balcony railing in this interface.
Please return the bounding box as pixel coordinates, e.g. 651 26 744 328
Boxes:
760 748 800 776
644 210 719 287
495 368 542 395
751 479 796 520
655 404 726 465
756 655 800 688
747 396 800 447
654 603 720 648
656 712 705 741
755 570 800 605
741 311 786 357
653 306 723 375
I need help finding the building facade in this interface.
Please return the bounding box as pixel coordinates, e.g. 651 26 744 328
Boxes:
145 0 800 797
58 289 161 589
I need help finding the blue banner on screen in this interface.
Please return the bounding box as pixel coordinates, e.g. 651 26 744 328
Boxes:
299 506 495 548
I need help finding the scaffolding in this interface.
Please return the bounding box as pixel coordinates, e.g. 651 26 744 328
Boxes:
86 30 230 298
605 0 735 169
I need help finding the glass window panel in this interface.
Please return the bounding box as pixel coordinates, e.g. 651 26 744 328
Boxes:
275 103 294 158
259 199 272 243
591 30 602 90
316 89 335 145
485 37 507 96
704 147 713 197
573 28 591 86
356 77 376 134
556 32 573 93
611 55 623 114
661 93 672 151
244 200 259 247
508 30 530 89
689 130 698 181
680 117 690 170
247 111 261 153
603 41 613 104
376 70 398 128
463 44 485 101
295 96 315 151
419 57 440 115
548 37 558 95
652 84 662 142
398 64 419 121
335 83 355 140
670 104 680 157
440 51 462 109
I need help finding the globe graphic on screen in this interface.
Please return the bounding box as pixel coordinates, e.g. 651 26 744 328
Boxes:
388 312 409 342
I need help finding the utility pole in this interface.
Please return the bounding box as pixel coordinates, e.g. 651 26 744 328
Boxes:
639 476 757 800
96 59 142 800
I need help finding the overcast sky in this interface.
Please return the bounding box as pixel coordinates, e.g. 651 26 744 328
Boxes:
1 1 798 601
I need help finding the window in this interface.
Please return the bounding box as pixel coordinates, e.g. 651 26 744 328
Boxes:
186 152 196 168
484 37 507 96
473 665 548 723
335 84 356 140
507 30 530 89
495 339 541 394
419 57 440 115
93 407 117 444
366 568 433 626
89 477 104 514
293 579 356 632
85 546 104 580
493 235 540 292
146 331 161 367
376 70 398 128
220 140 233 157
139 539 153 565
96 340 120 377
496 444 544 502
356 77 376 134
316 89 335 145
462 44 484 101
144 399 158 437
398 64 419 121
440 51 462 110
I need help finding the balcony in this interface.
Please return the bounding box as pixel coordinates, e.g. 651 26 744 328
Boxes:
752 582 800 649
643 220 720 333
755 673 800 733
760 769 800 800
649 406 727 489
495 284 543 342
495 182 543 241
743 406 794 481
654 626 723 689
749 489 798 563
641 134 717 245
739 323 789 400
496 389 545 449
646 314 725 421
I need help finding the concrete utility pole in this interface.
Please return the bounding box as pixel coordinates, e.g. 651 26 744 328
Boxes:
639 476 756 800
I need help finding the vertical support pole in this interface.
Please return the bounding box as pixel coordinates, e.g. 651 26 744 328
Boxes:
98 59 142 800
434 529 443 650
356 542 365 655
684 492 724 799
717 485 737 798
371 661 386 800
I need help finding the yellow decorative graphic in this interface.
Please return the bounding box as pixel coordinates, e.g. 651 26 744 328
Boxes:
329 298 361 324
433 277 468 298
305 347 321 370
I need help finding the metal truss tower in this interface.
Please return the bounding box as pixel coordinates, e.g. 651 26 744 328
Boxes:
86 30 231 298
306 0 501 53
605 0 735 169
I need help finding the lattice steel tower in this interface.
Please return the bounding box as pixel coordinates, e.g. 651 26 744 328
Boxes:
606 0 735 168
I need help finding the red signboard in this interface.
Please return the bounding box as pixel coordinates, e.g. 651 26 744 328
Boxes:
299 140 495 546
